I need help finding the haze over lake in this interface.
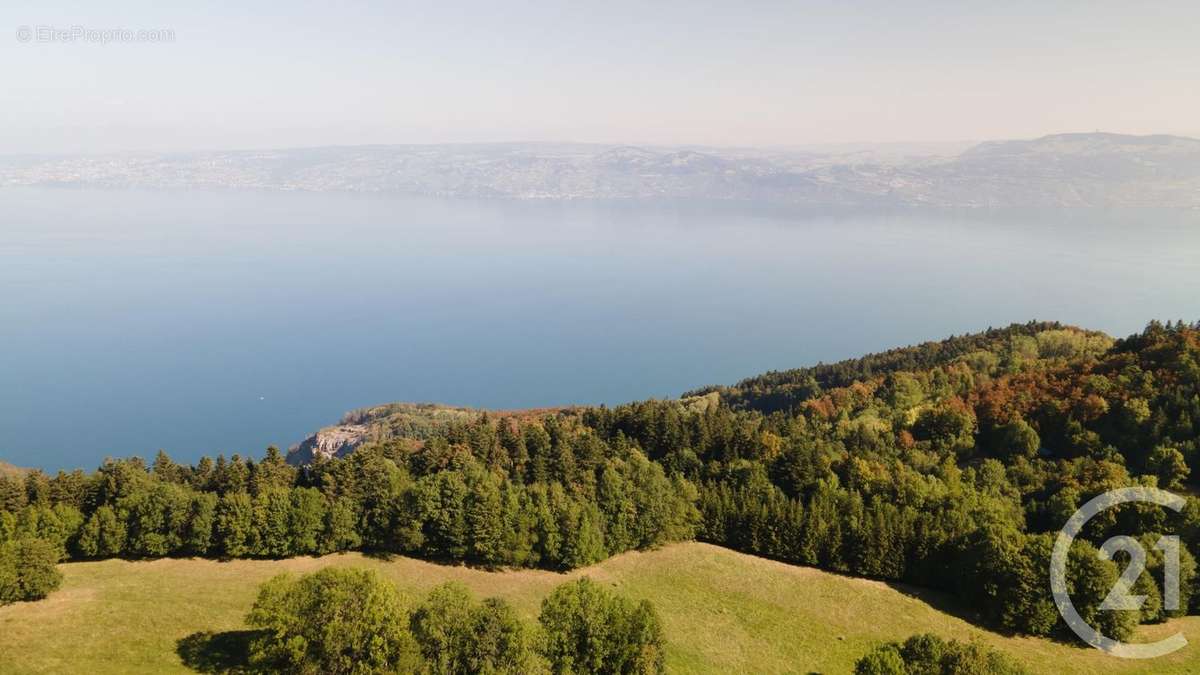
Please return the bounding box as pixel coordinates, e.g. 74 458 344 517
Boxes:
2 187 1198 471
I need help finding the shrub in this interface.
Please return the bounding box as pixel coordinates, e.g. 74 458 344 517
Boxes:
244 567 420 674
539 577 665 674
853 644 904 675
0 537 63 604
855 634 1027 675
410 581 532 674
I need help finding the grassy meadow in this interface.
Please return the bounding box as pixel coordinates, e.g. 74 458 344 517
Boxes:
2 542 1200 674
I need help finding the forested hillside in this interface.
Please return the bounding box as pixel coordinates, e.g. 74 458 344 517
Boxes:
5 320 1200 648
0 462 27 479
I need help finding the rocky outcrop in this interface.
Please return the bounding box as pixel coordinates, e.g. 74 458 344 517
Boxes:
285 402 576 466
286 424 369 466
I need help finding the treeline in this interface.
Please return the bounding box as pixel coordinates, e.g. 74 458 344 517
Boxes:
686 321 1097 413
0 419 698 575
692 464 1189 641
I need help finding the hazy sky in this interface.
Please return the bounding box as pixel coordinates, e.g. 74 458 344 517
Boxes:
3 1 1199 153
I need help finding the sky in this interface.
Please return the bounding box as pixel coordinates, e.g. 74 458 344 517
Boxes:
2 0 1199 154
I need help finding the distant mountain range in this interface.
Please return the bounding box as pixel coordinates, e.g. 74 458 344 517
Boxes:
3 132 1199 208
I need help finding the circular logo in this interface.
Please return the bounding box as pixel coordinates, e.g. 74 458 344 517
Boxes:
1050 486 1188 658
16 25 32 42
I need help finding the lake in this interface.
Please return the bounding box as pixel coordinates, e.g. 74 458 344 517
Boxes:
2 188 1198 471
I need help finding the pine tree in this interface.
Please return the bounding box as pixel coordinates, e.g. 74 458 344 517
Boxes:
467 475 505 567
320 496 362 554
288 488 326 555
215 492 254 558
184 493 217 556
252 488 292 557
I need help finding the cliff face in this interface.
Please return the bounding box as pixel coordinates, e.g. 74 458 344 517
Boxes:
285 425 369 466
285 403 485 466
284 402 575 466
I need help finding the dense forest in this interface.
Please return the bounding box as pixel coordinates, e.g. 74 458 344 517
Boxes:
4 320 1200 647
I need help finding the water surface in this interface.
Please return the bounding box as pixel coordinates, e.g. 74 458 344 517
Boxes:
2 188 1198 470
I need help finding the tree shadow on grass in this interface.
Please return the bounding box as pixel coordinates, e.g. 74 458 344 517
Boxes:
359 548 518 572
882 580 990 627
176 630 261 674
882 579 1094 648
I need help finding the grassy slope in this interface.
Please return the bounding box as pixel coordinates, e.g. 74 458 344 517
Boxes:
2 542 1199 674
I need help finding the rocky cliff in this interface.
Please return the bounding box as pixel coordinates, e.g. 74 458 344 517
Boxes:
285 424 370 465
285 403 485 466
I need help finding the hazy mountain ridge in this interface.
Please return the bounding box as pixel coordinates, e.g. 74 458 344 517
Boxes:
3 133 1199 207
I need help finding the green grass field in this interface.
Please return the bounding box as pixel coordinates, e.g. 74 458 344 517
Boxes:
2 542 1200 674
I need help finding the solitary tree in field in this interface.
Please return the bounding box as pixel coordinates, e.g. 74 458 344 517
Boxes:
0 537 62 604
538 577 665 675
411 581 474 674
411 581 532 674
245 567 420 674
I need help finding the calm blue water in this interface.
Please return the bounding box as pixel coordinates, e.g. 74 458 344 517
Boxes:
2 188 1199 471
